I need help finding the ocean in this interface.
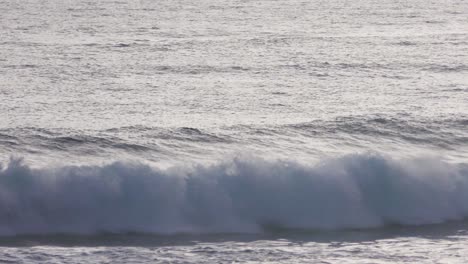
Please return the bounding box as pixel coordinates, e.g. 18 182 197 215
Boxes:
1 0 467 262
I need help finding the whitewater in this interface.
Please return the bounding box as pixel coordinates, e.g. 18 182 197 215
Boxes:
1 155 468 236
1 0 468 262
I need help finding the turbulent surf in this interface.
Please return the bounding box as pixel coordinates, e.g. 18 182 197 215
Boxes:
1 0 467 262
1 154 467 236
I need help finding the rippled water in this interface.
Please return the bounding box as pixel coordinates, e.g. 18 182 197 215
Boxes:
2 0 467 165
1 224 468 263
1 0 467 262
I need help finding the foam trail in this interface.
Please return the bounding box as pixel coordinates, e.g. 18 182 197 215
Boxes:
0 154 467 236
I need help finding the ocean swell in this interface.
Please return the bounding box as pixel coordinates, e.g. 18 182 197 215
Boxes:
0 154 467 236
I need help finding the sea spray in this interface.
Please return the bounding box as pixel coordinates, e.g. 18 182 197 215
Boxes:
0 154 467 236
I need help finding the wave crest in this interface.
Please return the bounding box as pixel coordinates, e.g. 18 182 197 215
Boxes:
0 154 467 235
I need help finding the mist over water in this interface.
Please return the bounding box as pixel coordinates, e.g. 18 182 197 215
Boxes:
1 0 468 262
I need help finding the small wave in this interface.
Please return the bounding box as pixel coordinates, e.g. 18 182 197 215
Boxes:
113 43 131 48
394 41 417 46
0 154 467 236
423 64 468 73
151 127 231 143
286 115 468 147
36 135 153 152
0 127 230 155
152 65 251 75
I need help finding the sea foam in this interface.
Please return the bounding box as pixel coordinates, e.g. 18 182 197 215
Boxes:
0 154 467 235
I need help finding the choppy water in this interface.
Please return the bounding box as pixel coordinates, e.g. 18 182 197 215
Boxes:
1 0 468 262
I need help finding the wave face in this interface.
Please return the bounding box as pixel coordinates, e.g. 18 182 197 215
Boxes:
0 154 467 236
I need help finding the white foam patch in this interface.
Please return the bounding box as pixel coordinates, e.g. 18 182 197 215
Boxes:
0 154 467 235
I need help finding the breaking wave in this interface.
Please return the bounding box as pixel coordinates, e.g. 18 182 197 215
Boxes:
0 154 467 236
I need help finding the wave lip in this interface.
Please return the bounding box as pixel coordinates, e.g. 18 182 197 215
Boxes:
0 154 467 236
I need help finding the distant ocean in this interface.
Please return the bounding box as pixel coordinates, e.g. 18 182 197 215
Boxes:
1 0 467 262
